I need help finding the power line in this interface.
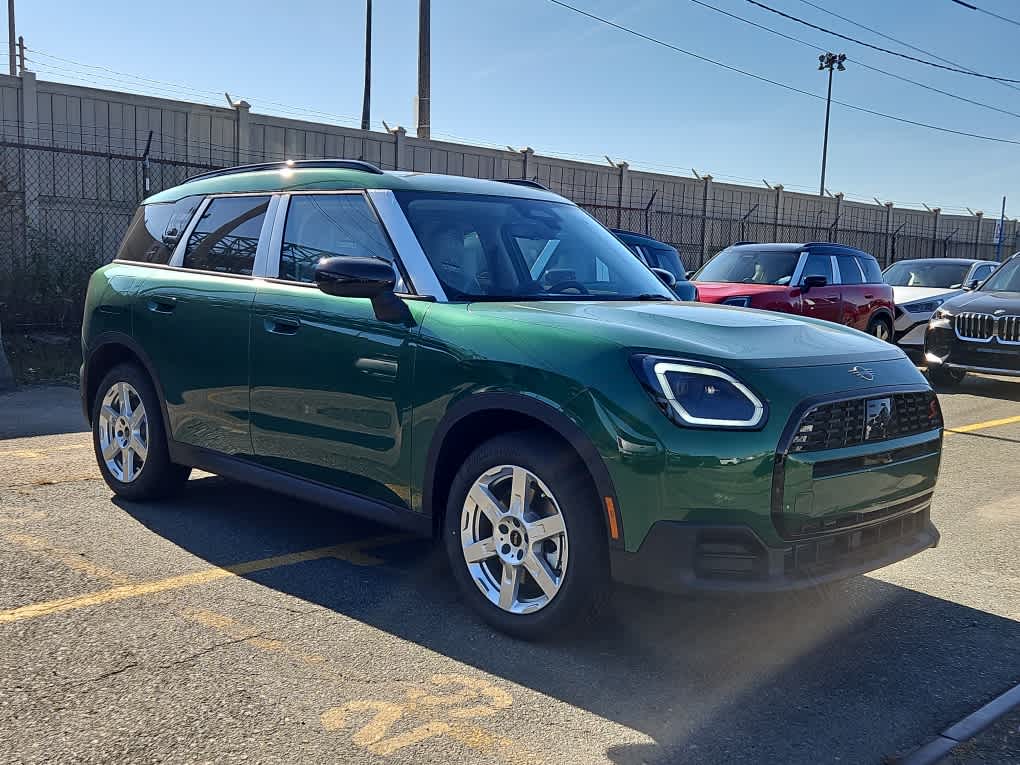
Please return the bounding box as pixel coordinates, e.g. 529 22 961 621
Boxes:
545 0 1020 145
687 0 1020 121
951 0 1020 29
746 0 1020 82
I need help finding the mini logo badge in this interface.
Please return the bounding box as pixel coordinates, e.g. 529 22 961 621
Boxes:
849 366 874 381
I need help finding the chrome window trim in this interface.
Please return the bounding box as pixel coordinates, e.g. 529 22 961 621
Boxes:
790 251 809 287
830 255 841 285
169 192 277 275
266 190 410 294
251 195 282 278
368 189 448 302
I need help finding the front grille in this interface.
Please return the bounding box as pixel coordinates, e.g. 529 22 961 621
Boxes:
955 312 1020 343
790 391 942 453
784 509 929 577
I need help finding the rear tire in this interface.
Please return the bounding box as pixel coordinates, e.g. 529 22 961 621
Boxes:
443 431 609 640
928 364 967 388
91 362 190 500
867 315 893 343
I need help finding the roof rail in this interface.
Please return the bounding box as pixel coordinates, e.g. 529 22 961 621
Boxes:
732 240 756 246
183 159 385 185
497 178 551 191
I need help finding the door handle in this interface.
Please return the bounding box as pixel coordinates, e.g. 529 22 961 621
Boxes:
864 294 875 299
147 297 177 314
264 316 301 335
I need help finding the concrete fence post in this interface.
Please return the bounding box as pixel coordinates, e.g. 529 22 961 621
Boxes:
700 175 713 267
390 126 408 171
234 100 251 164
884 202 894 267
519 146 534 180
616 161 630 228
19 70 39 264
830 192 843 243
772 184 784 241
930 208 941 259
973 211 984 259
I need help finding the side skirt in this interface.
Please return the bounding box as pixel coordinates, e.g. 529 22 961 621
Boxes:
168 442 432 536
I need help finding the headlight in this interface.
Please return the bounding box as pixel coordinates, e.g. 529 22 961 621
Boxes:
904 298 944 314
722 296 751 307
930 307 952 324
631 355 767 429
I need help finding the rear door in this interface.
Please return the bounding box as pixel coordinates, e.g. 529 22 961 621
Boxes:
133 193 276 455
797 252 842 324
835 253 870 329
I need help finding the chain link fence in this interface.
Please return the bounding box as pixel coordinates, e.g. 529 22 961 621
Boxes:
1 128 1016 329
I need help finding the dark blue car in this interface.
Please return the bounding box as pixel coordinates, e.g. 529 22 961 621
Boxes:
611 229 697 300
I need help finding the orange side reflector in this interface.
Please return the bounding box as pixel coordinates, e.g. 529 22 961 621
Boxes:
604 497 620 540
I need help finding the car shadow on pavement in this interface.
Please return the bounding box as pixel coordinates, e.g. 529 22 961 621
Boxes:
117 476 1020 765
931 374 1020 403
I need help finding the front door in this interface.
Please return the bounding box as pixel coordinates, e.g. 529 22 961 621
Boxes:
249 192 424 509
798 252 842 324
134 194 274 456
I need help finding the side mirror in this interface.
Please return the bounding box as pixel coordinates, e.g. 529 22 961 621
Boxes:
964 279 980 291
650 267 677 289
314 256 410 323
685 269 695 279
802 274 828 293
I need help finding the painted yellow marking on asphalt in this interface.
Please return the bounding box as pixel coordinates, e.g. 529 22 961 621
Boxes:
946 413 1020 434
2 533 134 585
185 608 327 664
0 534 407 625
321 674 532 763
0 444 91 460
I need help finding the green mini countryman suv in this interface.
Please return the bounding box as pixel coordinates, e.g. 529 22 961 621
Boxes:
81 160 943 638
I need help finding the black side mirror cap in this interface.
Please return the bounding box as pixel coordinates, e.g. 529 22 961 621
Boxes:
314 256 412 323
802 274 828 292
650 267 677 289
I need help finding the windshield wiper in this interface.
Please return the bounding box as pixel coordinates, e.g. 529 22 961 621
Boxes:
630 294 674 301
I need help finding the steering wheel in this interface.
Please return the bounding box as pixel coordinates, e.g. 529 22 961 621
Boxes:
545 279 590 295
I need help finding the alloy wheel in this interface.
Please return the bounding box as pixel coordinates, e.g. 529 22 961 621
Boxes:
872 321 891 341
460 465 569 614
98 381 149 483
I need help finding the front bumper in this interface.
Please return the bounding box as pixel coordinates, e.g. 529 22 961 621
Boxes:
611 499 939 593
925 320 1020 376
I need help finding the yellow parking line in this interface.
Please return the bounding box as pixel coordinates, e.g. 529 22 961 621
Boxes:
0 534 406 625
946 414 1020 434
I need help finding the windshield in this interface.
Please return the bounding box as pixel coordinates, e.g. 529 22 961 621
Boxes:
979 258 1020 292
395 191 674 301
694 248 800 285
883 261 972 288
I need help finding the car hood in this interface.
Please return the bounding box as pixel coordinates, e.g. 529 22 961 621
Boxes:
942 290 1020 314
892 286 960 305
467 300 903 369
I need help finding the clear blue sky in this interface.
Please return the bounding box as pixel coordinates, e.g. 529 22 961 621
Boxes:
15 0 1020 214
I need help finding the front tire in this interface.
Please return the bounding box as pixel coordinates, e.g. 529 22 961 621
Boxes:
928 364 967 388
91 362 190 500
443 432 609 640
867 315 893 343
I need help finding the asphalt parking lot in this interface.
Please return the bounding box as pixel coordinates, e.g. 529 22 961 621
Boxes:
0 378 1018 765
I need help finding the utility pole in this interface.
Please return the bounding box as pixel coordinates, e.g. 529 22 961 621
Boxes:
361 0 372 131
818 52 846 197
996 195 1006 261
416 0 430 140
7 0 15 77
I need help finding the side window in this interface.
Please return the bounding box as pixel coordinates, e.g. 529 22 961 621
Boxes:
973 264 995 282
836 254 864 285
800 253 833 285
116 196 201 265
183 196 270 275
856 256 884 284
280 194 398 284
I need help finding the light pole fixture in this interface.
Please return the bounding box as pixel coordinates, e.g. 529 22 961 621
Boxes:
818 52 846 197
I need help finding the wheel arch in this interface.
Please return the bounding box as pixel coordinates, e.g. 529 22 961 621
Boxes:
83 332 171 433
870 308 894 327
423 392 622 547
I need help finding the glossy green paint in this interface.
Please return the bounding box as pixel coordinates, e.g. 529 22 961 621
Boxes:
249 280 430 507
84 259 940 554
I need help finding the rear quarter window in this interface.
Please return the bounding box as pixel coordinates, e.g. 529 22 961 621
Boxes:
115 197 201 264
856 255 884 284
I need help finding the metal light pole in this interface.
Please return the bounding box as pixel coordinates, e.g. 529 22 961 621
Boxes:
361 0 372 131
818 52 846 197
7 0 15 77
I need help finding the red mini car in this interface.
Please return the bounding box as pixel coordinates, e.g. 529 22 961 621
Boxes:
693 243 895 340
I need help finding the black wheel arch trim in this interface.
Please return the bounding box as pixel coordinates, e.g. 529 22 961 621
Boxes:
423 392 624 548
82 332 172 436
